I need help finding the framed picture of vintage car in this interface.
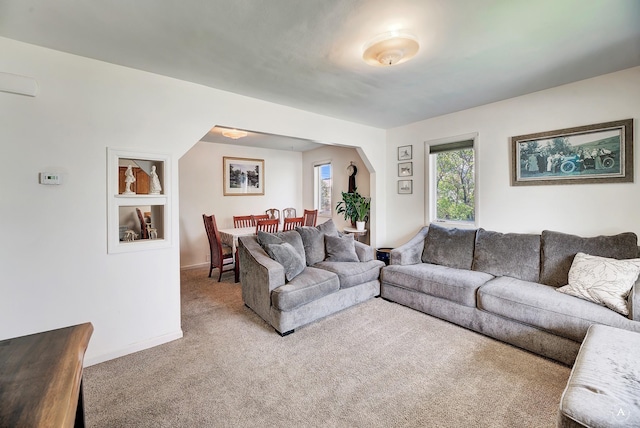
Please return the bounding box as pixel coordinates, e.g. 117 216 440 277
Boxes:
511 119 633 186
223 157 265 195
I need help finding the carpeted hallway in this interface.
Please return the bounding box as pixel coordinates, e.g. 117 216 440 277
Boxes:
83 267 570 427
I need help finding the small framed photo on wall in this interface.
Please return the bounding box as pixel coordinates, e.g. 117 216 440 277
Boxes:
398 145 412 161
398 180 413 194
398 162 413 177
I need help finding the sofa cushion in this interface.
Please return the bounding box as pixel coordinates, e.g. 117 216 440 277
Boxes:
264 242 306 282
314 259 384 289
325 234 359 262
558 324 640 428
271 267 340 311
472 228 541 282
421 223 477 270
557 253 640 316
540 230 638 287
296 219 340 266
477 276 640 342
381 263 494 307
257 230 306 265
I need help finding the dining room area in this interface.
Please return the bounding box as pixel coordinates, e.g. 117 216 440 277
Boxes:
202 208 318 282
178 128 371 275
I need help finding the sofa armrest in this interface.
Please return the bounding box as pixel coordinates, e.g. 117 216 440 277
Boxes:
239 236 286 323
629 276 640 322
390 226 429 265
354 240 374 262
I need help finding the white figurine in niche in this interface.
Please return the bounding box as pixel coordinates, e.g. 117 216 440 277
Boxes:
123 165 136 194
150 165 162 195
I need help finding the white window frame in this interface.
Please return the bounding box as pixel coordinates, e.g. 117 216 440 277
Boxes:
425 133 479 228
313 161 332 218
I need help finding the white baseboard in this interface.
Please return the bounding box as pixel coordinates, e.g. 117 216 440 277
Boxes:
84 329 184 367
181 262 209 270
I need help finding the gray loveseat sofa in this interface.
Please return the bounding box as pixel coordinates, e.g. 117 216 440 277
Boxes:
381 223 640 365
239 220 385 335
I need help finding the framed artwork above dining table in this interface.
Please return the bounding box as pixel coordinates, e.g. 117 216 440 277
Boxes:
223 157 265 196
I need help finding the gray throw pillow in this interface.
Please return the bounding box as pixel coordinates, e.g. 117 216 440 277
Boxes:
317 219 339 237
257 230 306 265
296 226 325 266
296 219 339 266
472 228 541 282
421 223 477 270
540 230 639 287
325 234 359 262
257 230 283 247
264 242 306 282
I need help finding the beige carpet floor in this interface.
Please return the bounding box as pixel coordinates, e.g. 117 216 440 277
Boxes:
83 267 570 427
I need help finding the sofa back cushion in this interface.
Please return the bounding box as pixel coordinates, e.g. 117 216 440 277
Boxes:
421 223 477 270
296 219 340 266
540 230 639 287
472 228 541 282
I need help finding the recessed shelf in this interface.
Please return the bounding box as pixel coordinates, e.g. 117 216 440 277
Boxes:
108 148 172 254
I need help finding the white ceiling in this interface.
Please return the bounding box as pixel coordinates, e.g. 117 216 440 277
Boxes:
203 126 325 152
1 0 639 133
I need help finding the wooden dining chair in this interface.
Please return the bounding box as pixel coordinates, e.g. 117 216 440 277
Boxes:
256 219 279 233
282 216 304 231
136 208 149 239
265 208 280 221
282 207 297 219
303 209 318 227
251 214 269 224
203 214 237 281
233 215 254 228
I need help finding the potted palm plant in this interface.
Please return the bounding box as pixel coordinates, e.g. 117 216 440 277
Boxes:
336 189 370 230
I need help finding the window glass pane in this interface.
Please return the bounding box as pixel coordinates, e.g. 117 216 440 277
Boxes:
314 164 332 216
433 148 475 222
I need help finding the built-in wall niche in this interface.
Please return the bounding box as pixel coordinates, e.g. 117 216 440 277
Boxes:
108 148 171 253
118 205 164 241
118 158 164 195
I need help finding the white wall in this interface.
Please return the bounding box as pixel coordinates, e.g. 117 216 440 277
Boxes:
385 67 640 247
302 145 370 233
180 141 302 268
181 143 373 268
0 37 386 365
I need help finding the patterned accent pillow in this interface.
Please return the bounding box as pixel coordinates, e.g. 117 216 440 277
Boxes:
557 252 640 315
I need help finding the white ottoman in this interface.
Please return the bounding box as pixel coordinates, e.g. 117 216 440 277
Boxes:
558 324 640 427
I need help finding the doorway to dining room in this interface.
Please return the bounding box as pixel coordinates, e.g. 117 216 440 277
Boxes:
178 126 371 272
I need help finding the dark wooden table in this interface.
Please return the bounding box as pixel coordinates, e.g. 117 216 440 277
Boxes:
0 322 93 427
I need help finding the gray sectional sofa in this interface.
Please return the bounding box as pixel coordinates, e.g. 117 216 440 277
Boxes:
381 223 640 365
239 220 384 335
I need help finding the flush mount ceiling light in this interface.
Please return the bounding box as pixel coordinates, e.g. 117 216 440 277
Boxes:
362 31 419 66
221 129 248 139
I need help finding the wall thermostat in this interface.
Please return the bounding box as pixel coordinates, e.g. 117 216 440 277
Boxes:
39 172 61 185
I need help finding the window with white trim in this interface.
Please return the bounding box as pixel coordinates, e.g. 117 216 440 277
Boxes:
429 138 476 224
314 163 332 217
